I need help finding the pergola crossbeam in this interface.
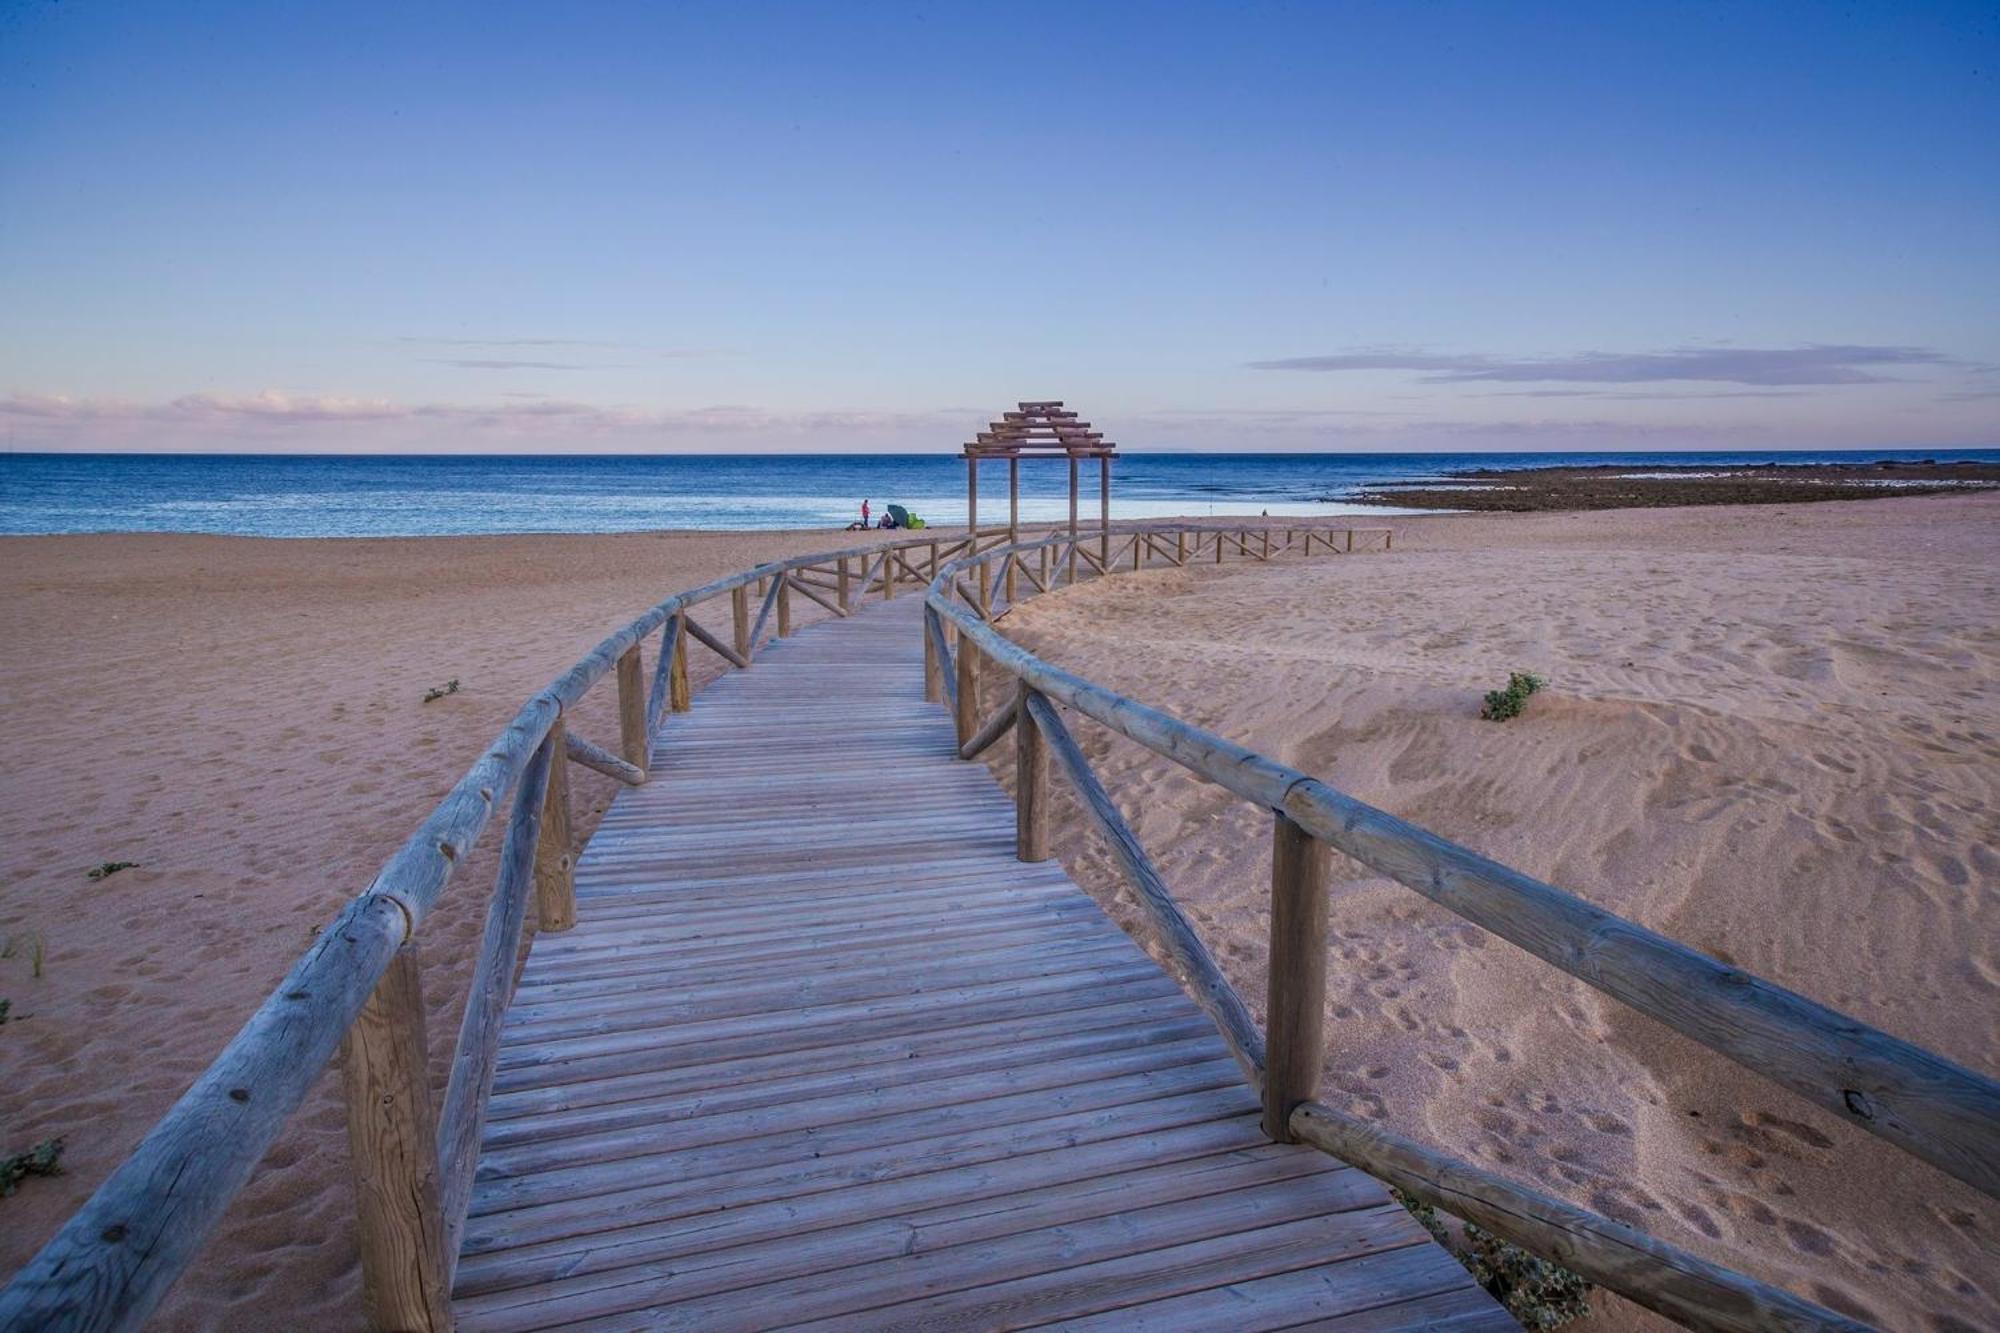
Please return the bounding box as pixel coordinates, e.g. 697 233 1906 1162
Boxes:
963 400 1117 589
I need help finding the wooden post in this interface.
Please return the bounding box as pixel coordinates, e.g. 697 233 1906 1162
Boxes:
668 616 691 712
929 538 940 580
1040 543 1051 590
923 607 943 703
1015 683 1048 862
1176 529 1186 565
967 456 979 547
341 946 451 1332
1006 457 1020 602
880 546 895 599
1347 529 1355 553
1099 455 1111 567
534 719 576 932
615 645 647 777
1215 530 1224 564
731 584 751 662
838 556 851 609
977 558 991 619
1264 814 1330 1142
1067 456 1080 584
955 637 980 751
776 575 793 637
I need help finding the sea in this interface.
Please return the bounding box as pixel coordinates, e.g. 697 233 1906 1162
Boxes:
0 449 1993 538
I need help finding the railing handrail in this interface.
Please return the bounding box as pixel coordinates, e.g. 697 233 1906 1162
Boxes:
923 528 1999 1332
0 519 1357 1332
0 525 1018 1332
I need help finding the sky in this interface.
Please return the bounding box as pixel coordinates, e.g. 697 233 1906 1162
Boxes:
1 0 1996 454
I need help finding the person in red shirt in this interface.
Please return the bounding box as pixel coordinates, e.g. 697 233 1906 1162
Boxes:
861 499 871 528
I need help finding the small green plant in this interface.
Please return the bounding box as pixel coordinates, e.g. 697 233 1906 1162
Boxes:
1481 671 1545 721
1395 1190 1591 1329
423 678 461 703
0 1137 65 1197
86 861 139 881
1 932 45 979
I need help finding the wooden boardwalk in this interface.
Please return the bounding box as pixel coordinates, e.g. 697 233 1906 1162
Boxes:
453 596 1510 1331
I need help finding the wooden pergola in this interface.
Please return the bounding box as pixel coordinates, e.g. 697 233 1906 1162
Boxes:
963 400 1116 588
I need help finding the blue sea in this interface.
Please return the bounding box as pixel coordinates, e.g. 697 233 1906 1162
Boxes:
1 449 1993 537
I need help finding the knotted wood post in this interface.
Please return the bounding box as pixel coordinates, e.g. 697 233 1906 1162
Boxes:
777 575 793 637
731 585 751 662
616 645 647 777
668 616 691 712
535 718 576 932
1264 813 1330 1142
1015 683 1048 861
955 636 981 751
341 945 451 1332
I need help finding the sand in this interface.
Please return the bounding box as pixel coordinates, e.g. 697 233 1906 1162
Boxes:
1 497 1995 1329
983 493 1999 1331
0 527 891 1328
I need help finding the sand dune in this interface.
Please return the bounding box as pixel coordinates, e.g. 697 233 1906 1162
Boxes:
982 493 1999 1330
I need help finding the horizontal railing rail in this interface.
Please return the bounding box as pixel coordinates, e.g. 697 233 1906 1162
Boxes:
923 529 1998 1332
0 518 1365 1333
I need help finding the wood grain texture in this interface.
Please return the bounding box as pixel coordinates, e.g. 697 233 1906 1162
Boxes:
1016 682 1049 862
444 594 1502 1332
1265 813 1329 1142
533 719 576 933
438 732 556 1269
1023 691 1267 1092
341 946 451 1332
561 729 643 787
614 644 647 773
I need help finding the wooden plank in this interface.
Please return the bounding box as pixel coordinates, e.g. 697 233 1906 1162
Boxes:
1024 692 1266 1091
533 719 576 932
562 730 643 786
437 733 556 1268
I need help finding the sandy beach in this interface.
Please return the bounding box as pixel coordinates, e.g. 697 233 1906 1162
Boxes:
984 493 1999 1331
2 495 1996 1329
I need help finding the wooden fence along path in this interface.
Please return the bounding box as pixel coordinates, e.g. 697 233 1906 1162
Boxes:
453 596 1508 1329
4 520 1996 1333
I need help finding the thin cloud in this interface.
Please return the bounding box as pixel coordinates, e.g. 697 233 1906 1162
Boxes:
1247 343 1955 386
423 358 613 371
399 337 626 348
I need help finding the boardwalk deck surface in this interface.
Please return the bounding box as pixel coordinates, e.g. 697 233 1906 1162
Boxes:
455 596 1511 1331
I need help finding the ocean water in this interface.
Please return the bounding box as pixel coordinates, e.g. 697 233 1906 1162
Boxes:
0 449 1993 537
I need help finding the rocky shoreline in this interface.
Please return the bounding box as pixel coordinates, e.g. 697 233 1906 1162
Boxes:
1349 458 1999 511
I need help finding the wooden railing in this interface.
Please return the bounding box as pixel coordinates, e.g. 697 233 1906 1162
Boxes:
0 520 1369 1333
924 529 2000 1333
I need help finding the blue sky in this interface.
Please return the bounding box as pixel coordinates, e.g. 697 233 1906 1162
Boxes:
2 1 1996 452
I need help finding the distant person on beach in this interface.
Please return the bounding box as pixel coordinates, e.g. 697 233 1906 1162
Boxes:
862 499 870 527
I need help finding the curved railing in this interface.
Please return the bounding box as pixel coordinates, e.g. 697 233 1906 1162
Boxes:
923 528 2000 1333
0 519 1377 1332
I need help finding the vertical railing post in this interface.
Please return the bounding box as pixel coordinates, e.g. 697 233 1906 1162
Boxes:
1067 456 1080 585
1263 813 1330 1142
1176 529 1187 565
535 718 576 932
838 555 852 610
1015 683 1048 861
977 558 991 620
732 584 751 662
881 546 896 599
1347 529 1355 553
923 606 943 704
341 945 451 1332
777 574 793 637
616 645 647 778
669 615 691 712
955 635 980 751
